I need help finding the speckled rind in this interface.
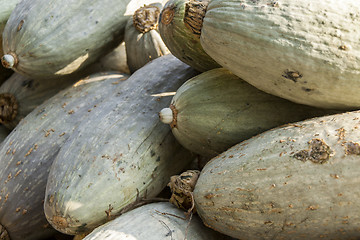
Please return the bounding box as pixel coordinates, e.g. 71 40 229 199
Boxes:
0 72 129 240
194 110 360 239
159 0 220 72
200 0 360 109
43 55 199 235
82 202 231 240
1 0 160 79
168 68 338 158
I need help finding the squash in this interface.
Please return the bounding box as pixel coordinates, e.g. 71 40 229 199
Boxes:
191 110 360 239
158 0 220 72
0 72 128 240
199 0 360 109
1 0 162 79
0 0 18 86
0 54 130 130
0 73 77 130
159 68 338 158
82 202 231 240
43 54 199 235
124 3 170 73
0 0 21 56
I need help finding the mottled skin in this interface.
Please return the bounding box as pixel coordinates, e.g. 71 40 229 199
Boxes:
44 55 199 235
166 68 338 158
82 202 231 240
195 110 360 239
0 72 129 240
159 0 220 72
1 0 161 79
200 0 360 109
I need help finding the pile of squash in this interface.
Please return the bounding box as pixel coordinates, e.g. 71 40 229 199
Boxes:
1 0 360 240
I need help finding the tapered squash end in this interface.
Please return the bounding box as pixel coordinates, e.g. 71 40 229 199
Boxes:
159 107 173 124
0 224 10 240
0 93 18 125
1 53 18 69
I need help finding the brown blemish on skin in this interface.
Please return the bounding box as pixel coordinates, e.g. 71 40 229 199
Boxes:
17 20 24 32
184 0 209 37
52 216 68 229
344 141 360 155
336 128 346 141
339 45 349 51
282 70 303 82
293 139 333 164
169 104 178 128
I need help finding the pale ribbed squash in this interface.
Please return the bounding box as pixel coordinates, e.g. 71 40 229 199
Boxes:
124 3 170 73
82 202 231 240
199 0 360 109
1 0 163 79
194 110 360 239
0 72 128 240
158 0 220 72
43 55 198 235
159 68 338 158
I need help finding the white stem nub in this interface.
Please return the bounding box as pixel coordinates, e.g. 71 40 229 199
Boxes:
159 107 174 124
1 54 15 69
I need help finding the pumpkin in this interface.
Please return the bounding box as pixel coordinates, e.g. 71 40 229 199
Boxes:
124 3 170 73
82 202 231 240
199 0 360 109
43 54 199 235
0 0 21 56
189 110 360 239
1 0 162 79
159 68 339 158
0 72 128 240
158 0 220 72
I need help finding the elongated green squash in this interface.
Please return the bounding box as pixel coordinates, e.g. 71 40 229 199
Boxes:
43 55 199 235
0 55 130 130
0 0 19 85
199 0 360 109
1 0 161 79
0 72 128 240
82 202 230 240
124 3 170 73
159 68 338 158
159 0 220 72
0 0 21 55
193 110 360 239
0 73 77 130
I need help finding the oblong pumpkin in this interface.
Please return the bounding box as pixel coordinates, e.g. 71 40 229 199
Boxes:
0 72 128 240
1 0 161 79
199 0 360 109
194 110 360 239
43 55 199 235
158 0 220 72
0 0 21 55
82 202 230 240
124 3 170 73
159 68 338 158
